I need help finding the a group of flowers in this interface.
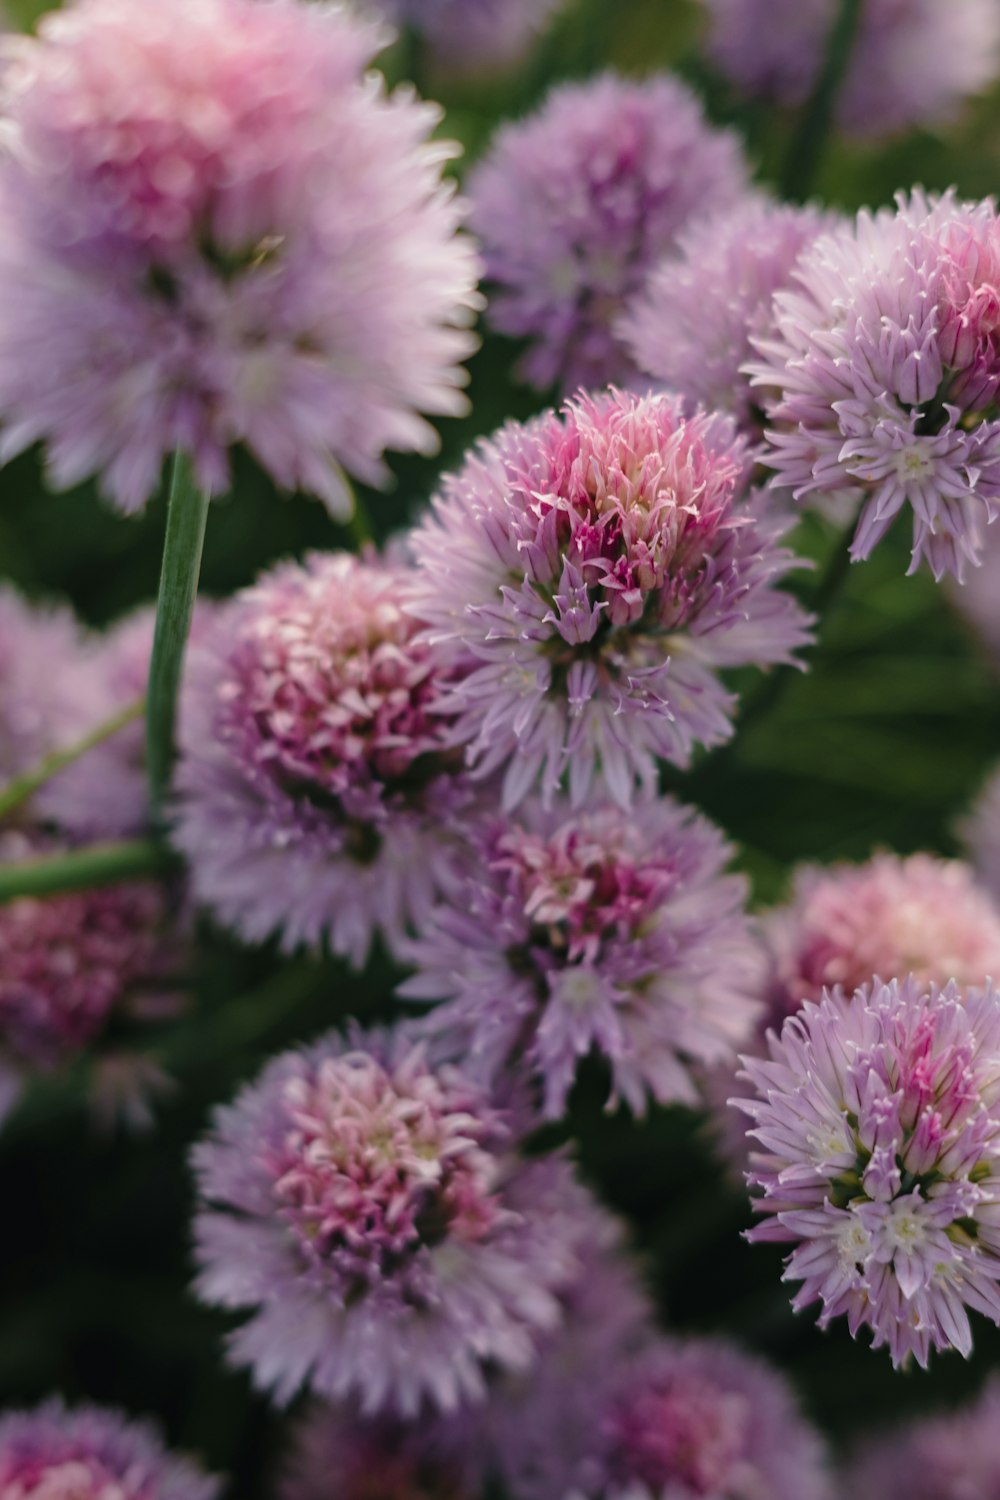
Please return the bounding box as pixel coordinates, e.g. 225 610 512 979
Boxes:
7 0 1000 1495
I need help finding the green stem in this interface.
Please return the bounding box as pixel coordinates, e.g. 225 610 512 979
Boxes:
146 453 210 820
781 0 865 200
0 840 173 902
0 698 144 824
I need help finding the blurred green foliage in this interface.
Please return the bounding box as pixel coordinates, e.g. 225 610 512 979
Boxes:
3 0 1000 1492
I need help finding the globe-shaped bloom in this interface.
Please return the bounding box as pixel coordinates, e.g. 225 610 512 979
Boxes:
280 1402 482 1500
0 0 480 516
172 552 476 965
192 1025 616 1414
960 766 1000 900
735 976 1000 1367
469 73 748 392
0 1401 216 1500
502 1338 831 1500
845 1376 1000 1498
0 586 100 791
373 0 564 75
0 829 183 1126
752 190 1000 581
408 390 813 809
620 197 836 440
709 853 1000 1174
402 795 761 1118
702 0 1000 140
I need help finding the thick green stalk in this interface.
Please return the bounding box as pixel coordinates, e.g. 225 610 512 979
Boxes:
0 840 172 902
781 0 865 201
146 452 210 819
0 697 144 824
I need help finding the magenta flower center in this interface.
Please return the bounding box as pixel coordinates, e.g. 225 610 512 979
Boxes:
0 1456 146 1500
270 1052 501 1290
605 1377 750 1495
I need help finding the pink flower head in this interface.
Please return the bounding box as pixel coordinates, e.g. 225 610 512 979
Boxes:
846 1375 1000 1498
517 1338 831 1500
752 189 1000 581
469 73 748 393
193 1024 615 1414
702 0 1000 140
0 829 184 1126
735 976 1000 1367
374 0 564 74
409 390 813 809
0 586 101 791
960 764 1000 900
620 196 838 440
402 795 761 1119
0 0 480 515
173 552 476 965
0 1401 217 1500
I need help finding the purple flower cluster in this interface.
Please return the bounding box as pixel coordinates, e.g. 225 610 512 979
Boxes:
403 795 760 1118
374 0 565 75
0 1402 217 1500
193 1025 613 1414
703 0 1000 140
736 977 1000 1366
410 389 812 809
753 190 1000 580
0 0 480 515
470 73 748 392
846 1376 1000 1497
173 551 477 964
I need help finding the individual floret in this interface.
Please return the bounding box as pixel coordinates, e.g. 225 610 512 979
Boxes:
192 1025 617 1414
409 390 812 809
470 73 748 392
0 0 480 515
735 976 1000 1367
402 795 760 1118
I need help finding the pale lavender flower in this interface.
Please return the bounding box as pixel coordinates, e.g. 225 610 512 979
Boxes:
735 976 1000 1367
846 1375 1000 1498
620 196 838 439
280 1402 481 1500
402 795 761 1119
469 73 748 392
960 766 1000 899
702 0 1000 139
0 828 184 1127
505 1338 832 1500
409 390 812 809
752 189 1000 581
0 586 101 791
0 0 480 516
710 853 1000 1174
372 0 564 74
192 1024 615 1415
172 552 477 965
0 1400 217 1500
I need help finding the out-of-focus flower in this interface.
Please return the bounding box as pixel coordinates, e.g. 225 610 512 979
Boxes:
402 796 760 1118
0 1400 217 1500
469 73 748 393
735 976 1000 1367
173 552 478 965
193 1025 615 1414
503 1338 832 1500
280 1402 480 1500
0 586 99 791
620 196 837 440
409 390 812 809
0 0 480 516
0 829 185 1126
960 766 1000 899
845 1375 1000 1498
949 520 1000 664
752 189 1000 582
710 852 1000 1173
372 0 564 75
702 0 1000 140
